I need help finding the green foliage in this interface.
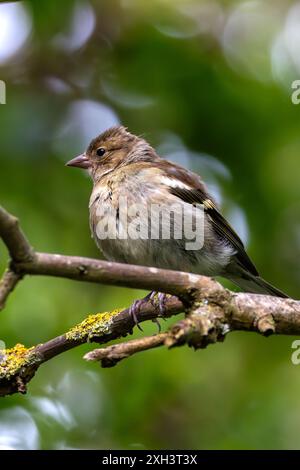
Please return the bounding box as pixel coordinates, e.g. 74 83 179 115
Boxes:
0 0 299 450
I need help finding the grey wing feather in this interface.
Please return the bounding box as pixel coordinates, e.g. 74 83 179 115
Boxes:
168 186 259 277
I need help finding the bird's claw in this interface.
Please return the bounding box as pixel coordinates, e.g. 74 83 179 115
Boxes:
129 291 168 332
151 317 162 333
150 291 167 318
129 299 145 331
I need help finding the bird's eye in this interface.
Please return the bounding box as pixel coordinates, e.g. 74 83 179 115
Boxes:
96 147 106 157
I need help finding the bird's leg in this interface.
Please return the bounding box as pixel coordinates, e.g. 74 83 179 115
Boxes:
150 291 168 318
128 291 169 331
129 292 152 331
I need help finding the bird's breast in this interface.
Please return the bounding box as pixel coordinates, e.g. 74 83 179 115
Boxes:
88 178 234 276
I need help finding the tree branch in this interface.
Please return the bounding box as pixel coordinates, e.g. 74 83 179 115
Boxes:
84 333 168 367
0 206 35 263
0 268 22 310
0 204 299 397
16 251 217 299
0 297 183 396
84 292 300 370
1 286 299 396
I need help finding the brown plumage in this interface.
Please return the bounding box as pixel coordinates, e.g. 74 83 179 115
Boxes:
66 126 288 298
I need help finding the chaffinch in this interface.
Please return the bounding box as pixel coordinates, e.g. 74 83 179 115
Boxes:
66 126 288 303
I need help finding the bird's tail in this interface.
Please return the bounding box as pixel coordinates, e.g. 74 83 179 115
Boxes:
226 272 289 298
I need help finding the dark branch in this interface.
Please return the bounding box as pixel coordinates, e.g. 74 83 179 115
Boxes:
0 268 22 310
84 333 168 367
1 286 300 396
0 204 299 397
0 206 35 263
17 251 215 299
0 296 183 396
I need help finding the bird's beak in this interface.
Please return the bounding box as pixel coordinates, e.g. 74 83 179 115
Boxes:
65 153 91 169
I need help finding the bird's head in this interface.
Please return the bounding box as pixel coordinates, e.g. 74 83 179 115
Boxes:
66 126 155 181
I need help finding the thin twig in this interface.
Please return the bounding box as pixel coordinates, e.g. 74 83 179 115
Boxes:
0 204 299 398
0 268 22 310
84 333 169 367
0 206 35 263
0 297 183 396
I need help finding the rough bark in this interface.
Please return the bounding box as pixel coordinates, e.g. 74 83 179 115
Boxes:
0 205 298 397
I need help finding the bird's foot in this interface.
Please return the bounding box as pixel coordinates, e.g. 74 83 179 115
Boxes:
128 291 169 332
129 292 152 331
149 291 168 318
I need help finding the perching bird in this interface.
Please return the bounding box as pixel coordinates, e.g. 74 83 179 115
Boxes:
66 126 288 306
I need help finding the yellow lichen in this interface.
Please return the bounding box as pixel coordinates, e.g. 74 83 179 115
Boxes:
150 292 173 304
0 343 35 379
66 309 123 341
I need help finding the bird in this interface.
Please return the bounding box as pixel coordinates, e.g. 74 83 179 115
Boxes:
66 125 288 318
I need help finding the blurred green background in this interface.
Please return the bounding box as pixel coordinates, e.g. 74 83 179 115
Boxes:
0 0 300 450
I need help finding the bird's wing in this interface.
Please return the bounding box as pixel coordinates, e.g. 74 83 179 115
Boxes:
153 161 259 276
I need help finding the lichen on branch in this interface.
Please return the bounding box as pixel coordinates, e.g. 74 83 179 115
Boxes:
65 309 123 342
0 203 299 398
